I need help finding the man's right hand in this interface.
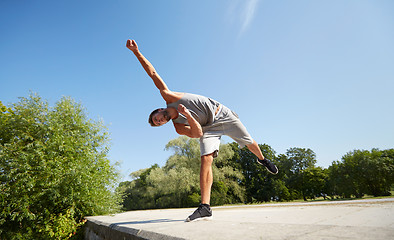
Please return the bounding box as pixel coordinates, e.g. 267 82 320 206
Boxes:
126 39 138 52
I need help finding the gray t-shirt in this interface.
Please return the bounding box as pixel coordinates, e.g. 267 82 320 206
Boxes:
167 93 220 126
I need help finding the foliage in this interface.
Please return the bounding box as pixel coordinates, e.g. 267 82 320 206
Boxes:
327 149 394 198
300 167 328 200
118 136 245 210
281 148 318 201
118 135 394 210
229 142 277 202
0 93 120 239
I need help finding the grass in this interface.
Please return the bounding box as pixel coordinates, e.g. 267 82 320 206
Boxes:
221 191 394 207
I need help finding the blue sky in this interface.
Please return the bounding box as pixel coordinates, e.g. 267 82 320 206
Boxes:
1 0 393 181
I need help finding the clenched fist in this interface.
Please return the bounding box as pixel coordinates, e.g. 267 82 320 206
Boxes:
126 39 138 52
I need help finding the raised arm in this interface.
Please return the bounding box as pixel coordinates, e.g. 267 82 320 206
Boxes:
126 39 168 90
127 39 181 103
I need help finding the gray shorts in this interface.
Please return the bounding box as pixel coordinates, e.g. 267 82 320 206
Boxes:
200 105 253 157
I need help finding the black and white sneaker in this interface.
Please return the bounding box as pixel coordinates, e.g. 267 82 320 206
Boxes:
185 204 212 222
257 158 278 175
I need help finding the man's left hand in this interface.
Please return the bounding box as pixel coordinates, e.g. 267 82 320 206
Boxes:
178 104 190 116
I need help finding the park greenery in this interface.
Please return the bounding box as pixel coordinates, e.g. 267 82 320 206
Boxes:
1 93 393 239
0 94 120 239
117 136 394 211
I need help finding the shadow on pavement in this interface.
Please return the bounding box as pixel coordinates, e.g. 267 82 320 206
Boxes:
110 218 185 226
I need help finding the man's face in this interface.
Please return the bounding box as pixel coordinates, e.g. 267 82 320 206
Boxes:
152 109 171 126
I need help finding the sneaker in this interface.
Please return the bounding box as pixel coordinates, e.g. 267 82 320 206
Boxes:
257 158 278 175
185 204 212 222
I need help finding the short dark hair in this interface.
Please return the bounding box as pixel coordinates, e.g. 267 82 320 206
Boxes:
148 108 161 127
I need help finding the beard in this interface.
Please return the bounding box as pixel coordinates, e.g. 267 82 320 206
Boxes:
162 109 171 121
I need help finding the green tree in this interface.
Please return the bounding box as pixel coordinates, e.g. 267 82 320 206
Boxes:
116 164 160 210
271 179 291 201
280 148 317 201
326 149 394 199
285 147 317 173
230 142 277 202
331 149 394 198
118 136 245 209
301 167 328 200
275 153 301 200
0 93 120 239
326 160 355 198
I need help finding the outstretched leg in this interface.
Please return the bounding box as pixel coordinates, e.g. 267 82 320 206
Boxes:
246 140 265 160
246 139 278 174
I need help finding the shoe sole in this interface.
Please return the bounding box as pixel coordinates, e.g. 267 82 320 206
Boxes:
185 216 213 222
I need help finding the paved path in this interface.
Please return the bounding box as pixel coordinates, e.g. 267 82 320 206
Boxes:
85 198 394 240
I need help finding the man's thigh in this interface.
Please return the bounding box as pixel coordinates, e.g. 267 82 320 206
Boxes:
200 132 221 158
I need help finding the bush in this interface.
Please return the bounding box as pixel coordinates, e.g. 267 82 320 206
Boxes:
0 94 120 239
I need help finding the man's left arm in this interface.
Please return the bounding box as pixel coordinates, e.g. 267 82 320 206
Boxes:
173 104 203 138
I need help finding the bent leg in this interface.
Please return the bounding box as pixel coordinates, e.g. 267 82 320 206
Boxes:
200 153 214 205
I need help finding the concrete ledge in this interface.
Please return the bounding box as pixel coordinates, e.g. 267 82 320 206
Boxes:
85 198 394 240
85 218 185 240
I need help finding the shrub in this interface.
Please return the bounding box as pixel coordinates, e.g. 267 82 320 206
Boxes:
0 94 120 239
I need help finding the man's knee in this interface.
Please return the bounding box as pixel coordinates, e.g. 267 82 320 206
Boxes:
201 153 214 165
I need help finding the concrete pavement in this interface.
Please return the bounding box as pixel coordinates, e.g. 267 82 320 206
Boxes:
85 198 394 240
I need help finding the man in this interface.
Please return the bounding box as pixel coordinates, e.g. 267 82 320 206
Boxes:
126 39 278 222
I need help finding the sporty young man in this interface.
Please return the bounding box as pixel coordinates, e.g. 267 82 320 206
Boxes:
126 39 278 222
